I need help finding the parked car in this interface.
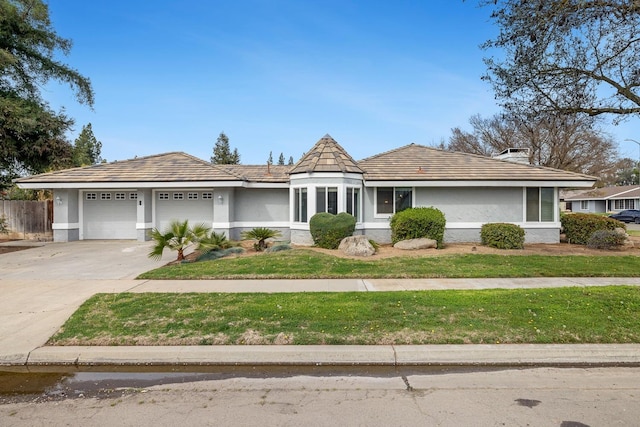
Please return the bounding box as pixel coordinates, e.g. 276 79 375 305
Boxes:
609 210 640 223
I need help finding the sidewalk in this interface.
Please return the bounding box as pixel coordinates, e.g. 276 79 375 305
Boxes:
2 277 640 371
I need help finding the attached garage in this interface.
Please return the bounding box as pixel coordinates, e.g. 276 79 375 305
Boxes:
154 190 214 232
82 191 137 239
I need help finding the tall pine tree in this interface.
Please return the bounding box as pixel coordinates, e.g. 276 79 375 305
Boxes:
211 132 240 164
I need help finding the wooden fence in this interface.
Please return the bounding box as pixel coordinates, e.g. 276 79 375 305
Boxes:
0 200 53 240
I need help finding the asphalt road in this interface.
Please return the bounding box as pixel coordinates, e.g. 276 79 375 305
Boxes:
1 367 639 426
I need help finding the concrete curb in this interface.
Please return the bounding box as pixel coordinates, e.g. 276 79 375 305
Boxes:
4 344 639 373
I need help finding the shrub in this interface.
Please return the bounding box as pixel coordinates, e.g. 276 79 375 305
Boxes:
309 212 356 249
241 227 282 251
148 220 210 261
390 207 446 247
586 229 627 250
0 216 8 234
265 243 292 253
195 246 244 262
480 223 525 249
197 231 234 254
561 213 624 245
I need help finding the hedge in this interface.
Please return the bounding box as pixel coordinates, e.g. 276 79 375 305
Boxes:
309 212 356 249
390 207 445 247
561 213 625 245
480 223 525 249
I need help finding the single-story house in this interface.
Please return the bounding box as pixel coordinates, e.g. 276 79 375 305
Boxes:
16 135 596 245
561 185 640 213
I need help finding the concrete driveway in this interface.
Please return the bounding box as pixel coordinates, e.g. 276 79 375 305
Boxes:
0 240 170 280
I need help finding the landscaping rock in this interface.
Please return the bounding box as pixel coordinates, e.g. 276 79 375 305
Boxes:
338 235 376 257
394 238 437 250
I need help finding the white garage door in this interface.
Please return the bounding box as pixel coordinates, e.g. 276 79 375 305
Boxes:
155 190 214 232
83 191 137 239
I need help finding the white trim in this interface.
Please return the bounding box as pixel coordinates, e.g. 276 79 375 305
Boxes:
361 221 561 229
243 182 290 189
17 181 245 189
52 222 80 230
212 221 290 229
136 222 154 229
363 180 595 188
290 172 363 180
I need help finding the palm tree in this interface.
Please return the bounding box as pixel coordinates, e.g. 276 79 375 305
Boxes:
241 227 282 251
148 220 210 261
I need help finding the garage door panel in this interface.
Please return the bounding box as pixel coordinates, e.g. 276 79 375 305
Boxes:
155 191 214 232
83 192 137 239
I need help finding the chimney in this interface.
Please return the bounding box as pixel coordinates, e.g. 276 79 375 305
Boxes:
493 148 530 164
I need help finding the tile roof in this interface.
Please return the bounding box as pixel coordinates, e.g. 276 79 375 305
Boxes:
289 134 363 174
15 152 239 184
563 185 640 200
358 144 596 182
217 164 291 183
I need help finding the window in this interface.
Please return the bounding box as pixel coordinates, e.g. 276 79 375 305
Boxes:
580 200 588 210
173 192 184 200
202 192 213 200
614 199 635 210
376 187 412 215
158 192 169 200
115 192 126 200
526 187 554 222
316 187 338 215
86 193 97 200
100 193 111 200
129 193 138 200
188 192 198 200
294 188 307 222
346 187 360 221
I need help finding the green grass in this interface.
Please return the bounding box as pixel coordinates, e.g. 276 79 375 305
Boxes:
627 229 640 237
137 250 640 280
49 286 640 346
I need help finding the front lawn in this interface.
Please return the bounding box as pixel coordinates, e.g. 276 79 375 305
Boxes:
49 286 640 345
138 250 640 280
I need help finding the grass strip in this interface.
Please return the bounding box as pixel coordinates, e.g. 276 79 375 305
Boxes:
49 286 640 346
137 250 640 280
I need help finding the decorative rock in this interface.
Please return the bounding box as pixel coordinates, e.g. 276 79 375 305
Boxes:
394 238 437 250
338 235 376 257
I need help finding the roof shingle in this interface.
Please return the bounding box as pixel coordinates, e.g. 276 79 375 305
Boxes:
289 134 363 174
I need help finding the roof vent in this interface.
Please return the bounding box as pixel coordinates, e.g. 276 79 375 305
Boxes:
493 148 530 164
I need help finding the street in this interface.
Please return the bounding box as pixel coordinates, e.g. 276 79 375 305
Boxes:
1 366 639 426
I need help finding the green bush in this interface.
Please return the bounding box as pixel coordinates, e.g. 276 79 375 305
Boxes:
390 207 446 247
586 230 627 250
0 216 8 234
561 213 624 245
480 223 525 249
309 212 356 249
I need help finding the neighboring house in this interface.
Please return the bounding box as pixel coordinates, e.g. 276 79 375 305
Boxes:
561 185 640 214
16 135 596 245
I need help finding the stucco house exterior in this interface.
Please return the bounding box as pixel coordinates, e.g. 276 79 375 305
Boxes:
561 185 640 214
16 135 596 245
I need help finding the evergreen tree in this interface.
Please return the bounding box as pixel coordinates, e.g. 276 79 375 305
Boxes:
72 123 102 166
288 156 294 165
267 151 273 165
211 132 240 164
278 153 285 165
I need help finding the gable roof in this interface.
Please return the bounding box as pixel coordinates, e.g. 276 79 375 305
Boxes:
563 185 640 201
358 144 596 183
289 134 363 174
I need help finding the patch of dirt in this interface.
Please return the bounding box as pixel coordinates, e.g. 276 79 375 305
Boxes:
0 239 36 255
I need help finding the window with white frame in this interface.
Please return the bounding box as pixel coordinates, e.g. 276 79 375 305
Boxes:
158 192 169 200
202 192 213 199
129 193 138 200
187 192 198 200
346 187 360 221
614 199 635 210
294 188 307 222
316 187 338 215
173 192 184 200
580 200 588 210
115 192 126 200
376 187 412 215
86 193 97 200
526 187 554 222
100 192 111 200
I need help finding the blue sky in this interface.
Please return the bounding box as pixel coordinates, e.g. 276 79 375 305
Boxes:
45 1 640 164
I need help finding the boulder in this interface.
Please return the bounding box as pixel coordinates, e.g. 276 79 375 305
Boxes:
394 238 437 250
338 235 376 257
